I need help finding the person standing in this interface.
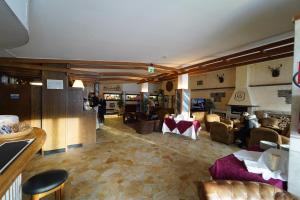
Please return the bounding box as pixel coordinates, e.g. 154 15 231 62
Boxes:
98 97 107 124
236 112 260 148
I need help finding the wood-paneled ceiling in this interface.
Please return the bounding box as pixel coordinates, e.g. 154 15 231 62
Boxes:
0 37 294 83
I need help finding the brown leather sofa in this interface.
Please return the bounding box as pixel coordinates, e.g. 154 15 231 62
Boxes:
134 119 160 134
248 127 290 147
199 180 298 200
210 121 235 145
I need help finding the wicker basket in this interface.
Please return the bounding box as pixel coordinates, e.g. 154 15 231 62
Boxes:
0 127 33 141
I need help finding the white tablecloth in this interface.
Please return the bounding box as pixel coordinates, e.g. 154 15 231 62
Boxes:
162 118 200 140
233 148 288 181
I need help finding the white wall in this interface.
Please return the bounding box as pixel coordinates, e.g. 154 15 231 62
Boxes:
189 68 236 110
249 57 293 85
248 57 292 112
121 83 141 94
189 68 236 89
186 58 293 112
251 85 291 112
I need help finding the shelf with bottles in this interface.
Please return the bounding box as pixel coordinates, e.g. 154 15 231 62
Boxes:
103 93 122 101
125 94 140 101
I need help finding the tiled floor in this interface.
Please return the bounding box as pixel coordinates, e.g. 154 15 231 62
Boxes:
23 117 238 200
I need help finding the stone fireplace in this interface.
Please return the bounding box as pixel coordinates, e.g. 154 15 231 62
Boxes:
228 66 258 118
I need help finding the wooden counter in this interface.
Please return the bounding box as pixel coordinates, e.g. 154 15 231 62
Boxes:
0 128 46 197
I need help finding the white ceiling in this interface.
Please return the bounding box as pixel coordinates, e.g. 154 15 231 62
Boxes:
3 0 300 67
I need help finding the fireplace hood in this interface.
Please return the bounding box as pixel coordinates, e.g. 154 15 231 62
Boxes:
228 66 258 107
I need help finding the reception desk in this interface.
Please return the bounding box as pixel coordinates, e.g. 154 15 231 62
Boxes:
0 128 46 200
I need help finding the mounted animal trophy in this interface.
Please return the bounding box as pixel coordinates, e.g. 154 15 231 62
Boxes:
268 64 282 77
217 73 224 83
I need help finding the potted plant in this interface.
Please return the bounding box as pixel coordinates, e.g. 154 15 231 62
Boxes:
205 99 215 114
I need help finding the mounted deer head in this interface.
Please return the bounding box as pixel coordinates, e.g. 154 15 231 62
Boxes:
217 73 224 83
268 64 282 77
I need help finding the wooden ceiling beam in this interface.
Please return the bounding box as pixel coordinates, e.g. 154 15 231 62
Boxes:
0 63 156 81
69 76 141 82
180 37 294 72
189 52 294 75
68 73 146 80
0 63 100 76
0 57 177 72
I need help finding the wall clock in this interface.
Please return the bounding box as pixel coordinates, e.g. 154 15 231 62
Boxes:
166 81 173 92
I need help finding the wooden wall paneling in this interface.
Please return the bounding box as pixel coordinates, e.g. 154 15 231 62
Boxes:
42 71 67 151
81 110 96 144
31 86 42 128
67 88 83 146
0 84 31 123
67 88 96 146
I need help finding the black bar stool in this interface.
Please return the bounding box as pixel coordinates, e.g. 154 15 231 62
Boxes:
23 169 68 200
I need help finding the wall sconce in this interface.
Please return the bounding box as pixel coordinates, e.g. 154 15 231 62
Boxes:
29 81 43 86
268 64 282 77
72 80 84 88
217 73 224 83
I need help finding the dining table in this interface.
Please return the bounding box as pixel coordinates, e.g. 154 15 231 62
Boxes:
209 146 287 190
162 117 201 140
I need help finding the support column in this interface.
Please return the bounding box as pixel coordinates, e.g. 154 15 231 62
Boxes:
140 82 149 113
175 74 191 118
288 16 300 197
94 82 99 96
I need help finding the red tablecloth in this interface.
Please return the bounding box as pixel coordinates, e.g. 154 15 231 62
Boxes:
162 118 201 139
209 153 287 190
164 118 201 134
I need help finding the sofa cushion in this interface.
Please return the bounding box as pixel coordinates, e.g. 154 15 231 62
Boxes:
261 118 280 130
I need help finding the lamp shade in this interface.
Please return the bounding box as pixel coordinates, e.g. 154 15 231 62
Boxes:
141 82 148 92
72 80 84 88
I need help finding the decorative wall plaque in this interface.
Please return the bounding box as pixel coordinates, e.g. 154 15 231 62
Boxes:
278 90 292 104
234 91 245 102
210 92 225 102
197 80 203 86
166 81 173 92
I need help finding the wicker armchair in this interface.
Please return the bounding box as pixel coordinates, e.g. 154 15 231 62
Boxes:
199 180 298 200
248 127 289 146
210 121 235 145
